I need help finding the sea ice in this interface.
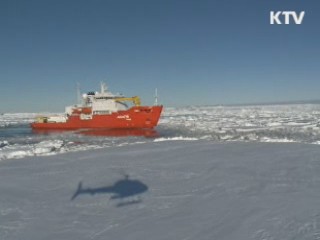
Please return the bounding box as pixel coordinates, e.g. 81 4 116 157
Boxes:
1 141 320 240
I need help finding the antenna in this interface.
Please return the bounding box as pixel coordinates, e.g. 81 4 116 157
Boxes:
154 88 158 106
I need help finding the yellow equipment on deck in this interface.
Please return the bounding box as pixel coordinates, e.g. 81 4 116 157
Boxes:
114 96 141 106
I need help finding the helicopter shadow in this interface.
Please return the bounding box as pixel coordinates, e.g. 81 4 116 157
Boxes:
71 175 148 206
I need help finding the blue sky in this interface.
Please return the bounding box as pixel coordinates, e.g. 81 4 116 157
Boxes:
1 0 320 112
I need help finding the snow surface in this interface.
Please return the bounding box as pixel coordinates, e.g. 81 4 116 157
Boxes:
1 141 320 240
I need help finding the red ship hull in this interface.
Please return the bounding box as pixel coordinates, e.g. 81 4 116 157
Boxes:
31 106 163 130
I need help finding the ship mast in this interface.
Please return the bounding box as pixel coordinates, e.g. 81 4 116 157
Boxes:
100 82 107 94
76 82 81 105
154 88 158 106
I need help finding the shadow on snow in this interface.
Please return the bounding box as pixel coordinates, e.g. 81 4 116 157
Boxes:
71 175 148 206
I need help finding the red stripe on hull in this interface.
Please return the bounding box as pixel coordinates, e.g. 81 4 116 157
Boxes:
31 106 163 130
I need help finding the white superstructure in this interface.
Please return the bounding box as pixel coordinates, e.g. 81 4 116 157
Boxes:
66 82 129 115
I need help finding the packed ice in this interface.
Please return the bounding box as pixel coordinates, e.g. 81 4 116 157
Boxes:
1 104 320 160
161 104 320 143
0 113 38 127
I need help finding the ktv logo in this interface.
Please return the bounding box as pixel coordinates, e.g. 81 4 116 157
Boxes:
270 11 305 24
